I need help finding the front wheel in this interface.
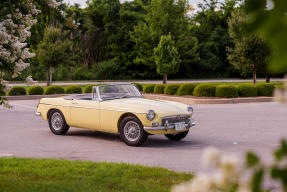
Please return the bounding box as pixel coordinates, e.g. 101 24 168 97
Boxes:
48 110 69 135
119 116 148 146
165 130 189 141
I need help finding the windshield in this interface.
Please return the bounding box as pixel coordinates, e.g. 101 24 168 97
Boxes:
97 84 142 101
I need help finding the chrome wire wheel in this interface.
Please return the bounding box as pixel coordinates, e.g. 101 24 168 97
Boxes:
51 112 63 131
123 121 141 142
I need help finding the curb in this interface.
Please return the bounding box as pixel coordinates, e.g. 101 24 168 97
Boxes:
143 94 274 104
6 94 66 101
6 94 275 104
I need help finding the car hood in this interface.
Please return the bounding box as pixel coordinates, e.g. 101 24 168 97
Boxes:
100 97 189 116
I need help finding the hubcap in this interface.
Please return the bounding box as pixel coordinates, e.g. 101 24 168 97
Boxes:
123 121 141 142
51 112 63 131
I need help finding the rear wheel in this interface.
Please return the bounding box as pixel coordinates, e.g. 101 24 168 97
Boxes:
165 130 189 141
119 116 148 146
48 110 69 135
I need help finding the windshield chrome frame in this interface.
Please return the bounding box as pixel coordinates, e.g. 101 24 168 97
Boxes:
93 84 143 102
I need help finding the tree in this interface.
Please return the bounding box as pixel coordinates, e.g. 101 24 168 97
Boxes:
154 35 180 84
227 9 270 85
131 0 190 78
37 26 73 86
190 0 239 76
245 0 287 74
0 0 59 106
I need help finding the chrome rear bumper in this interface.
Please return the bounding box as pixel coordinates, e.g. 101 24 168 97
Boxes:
35 112 41 116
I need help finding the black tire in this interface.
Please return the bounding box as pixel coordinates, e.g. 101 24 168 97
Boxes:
48 110 69 135
165 130 189 141
119 116 148 146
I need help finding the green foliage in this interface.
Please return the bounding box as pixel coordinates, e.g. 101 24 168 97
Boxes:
65 85 83 94
37 26 74 85
28 86 44 95
164 84 180 95
8 86 27 96
227 9 270 84
245 0 287 73
131 0 190 79
190 0 238 76
45 85 65 95
177 83 197 96
143 84 155 93
154 84 166 94
0 157 192 192
236 84 257 97
193 83 216 97
132 83 143 92
154 34 181 80
95 60 120 80
84 85 97 93
215 84 238 98
255 83 275 97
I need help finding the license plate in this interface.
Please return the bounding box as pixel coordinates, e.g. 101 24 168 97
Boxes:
174 122 185 130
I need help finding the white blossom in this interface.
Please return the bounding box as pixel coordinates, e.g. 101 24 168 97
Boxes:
201 147 220 169
25 75 37 86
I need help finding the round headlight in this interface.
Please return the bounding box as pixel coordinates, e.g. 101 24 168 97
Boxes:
146 110 155 121
187 106 193 114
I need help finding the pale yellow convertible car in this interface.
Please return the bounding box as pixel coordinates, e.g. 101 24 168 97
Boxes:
36 84 195 146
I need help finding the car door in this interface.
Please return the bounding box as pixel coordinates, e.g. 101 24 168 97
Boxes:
70 99 100 130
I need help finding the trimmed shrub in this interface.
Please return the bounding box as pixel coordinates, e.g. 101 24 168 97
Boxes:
143 84 155 93
84 84 97 93
45 85 65 95
177 83 197 96
154 84 166 94
132 83 143 91
66 85 83 94
236 84 257 97
255 83 275 96
193 83 216 97
164 84 180 95
215 85 238 98
8 86 27 96
28 86 44 95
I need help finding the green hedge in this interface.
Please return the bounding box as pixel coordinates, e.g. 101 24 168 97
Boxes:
255 83 275 97
164 84 180 95
8 86 27 96
66 85 83 94
131 83 143 91
236 84 257 97
28 86 44 95
193 83 216 97
215 85 238 98
177 83 197 96
154 84 166 94
45 85 65 95
143 84 155 93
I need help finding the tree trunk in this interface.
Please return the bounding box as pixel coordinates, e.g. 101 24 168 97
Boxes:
253 70 256 85
163 74 167 84
266 73 270 83
47 66 52 86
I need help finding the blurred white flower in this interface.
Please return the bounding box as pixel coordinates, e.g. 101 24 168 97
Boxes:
25 76 37 86
201 147 220 169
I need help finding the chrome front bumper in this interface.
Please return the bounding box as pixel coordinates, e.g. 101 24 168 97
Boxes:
144 118 196 131
35 112 41 116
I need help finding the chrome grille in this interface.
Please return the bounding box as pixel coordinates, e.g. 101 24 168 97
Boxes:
161 115 190 126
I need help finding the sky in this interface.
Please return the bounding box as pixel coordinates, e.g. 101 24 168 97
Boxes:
64 0 203 8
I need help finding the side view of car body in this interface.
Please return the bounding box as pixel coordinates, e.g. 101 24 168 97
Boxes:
36 84 195 146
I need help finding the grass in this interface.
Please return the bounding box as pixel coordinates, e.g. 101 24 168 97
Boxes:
0 158 192 192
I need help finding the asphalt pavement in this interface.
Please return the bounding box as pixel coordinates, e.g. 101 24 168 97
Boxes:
0 100 286 173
